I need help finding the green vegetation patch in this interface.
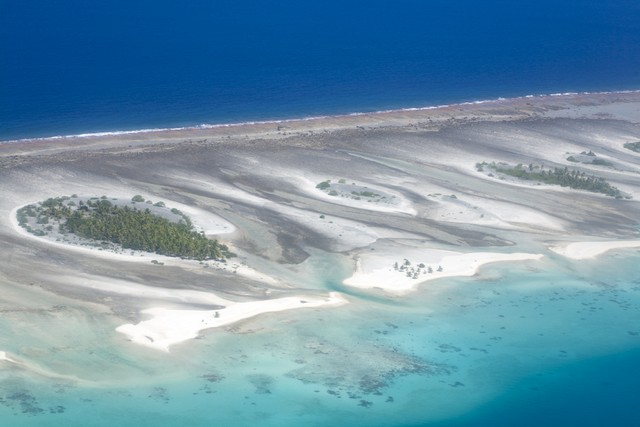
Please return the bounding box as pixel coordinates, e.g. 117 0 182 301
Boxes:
315 179 394 205
315 180 331 190
351 190 380 198
566 151 612 166
392 259 443 279
623 141 640 153
481 162 627 199
17 196 233 260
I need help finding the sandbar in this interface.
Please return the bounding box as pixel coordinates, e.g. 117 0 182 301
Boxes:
343 249 543 294
116 292 348 352
549 240 640 260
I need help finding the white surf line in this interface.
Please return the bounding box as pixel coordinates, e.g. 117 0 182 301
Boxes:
4 90 638 144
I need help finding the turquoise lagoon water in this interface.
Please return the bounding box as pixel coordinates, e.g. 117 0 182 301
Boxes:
2 249 639 426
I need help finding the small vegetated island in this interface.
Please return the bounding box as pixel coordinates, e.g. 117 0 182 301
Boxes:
315 179 397 205
16 195 233 260
566 150 613 167
475 162 628 199
623 141 640 153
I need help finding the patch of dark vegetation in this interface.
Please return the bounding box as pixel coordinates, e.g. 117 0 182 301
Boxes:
351 190 380 198
623 141 640 152
315 179 394 204
16 196 235 260
478 162 628 199
315 180 331 190
566 151 613 166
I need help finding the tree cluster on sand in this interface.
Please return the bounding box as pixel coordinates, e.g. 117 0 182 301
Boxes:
566 151 613 166
17 196 234 260
477 161 627 199
315 179 392 203
393 259 442 279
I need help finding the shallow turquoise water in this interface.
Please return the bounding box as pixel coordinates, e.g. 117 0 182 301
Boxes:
1 249 639 426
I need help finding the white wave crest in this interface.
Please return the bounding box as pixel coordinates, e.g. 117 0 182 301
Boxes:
3 89 639 144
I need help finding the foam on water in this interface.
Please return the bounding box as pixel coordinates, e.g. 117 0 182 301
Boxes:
3 90 640 144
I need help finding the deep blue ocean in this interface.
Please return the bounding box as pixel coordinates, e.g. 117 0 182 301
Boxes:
1 0 640 140
431 349 640 427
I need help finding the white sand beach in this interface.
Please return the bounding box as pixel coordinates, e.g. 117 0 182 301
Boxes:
8 203 278 285
549 240 640 259
116 292 348 352
343 249 544 294
0 351 17 363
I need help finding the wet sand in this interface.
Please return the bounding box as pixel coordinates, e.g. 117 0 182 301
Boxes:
1 91 639 354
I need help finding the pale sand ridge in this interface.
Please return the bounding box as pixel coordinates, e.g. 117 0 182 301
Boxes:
550 241 640 260
344 250 544 294
116 292 348 352
0 351 17 363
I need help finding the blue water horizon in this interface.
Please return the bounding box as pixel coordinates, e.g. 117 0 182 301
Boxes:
2 0 640 140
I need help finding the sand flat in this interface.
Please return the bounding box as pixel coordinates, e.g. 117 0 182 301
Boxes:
115 292 348 352
550 240 640 259
343 249 543 294
1 91 639 354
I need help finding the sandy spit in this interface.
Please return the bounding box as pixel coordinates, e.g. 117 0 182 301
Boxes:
549 240 640 260
116 292 348 352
